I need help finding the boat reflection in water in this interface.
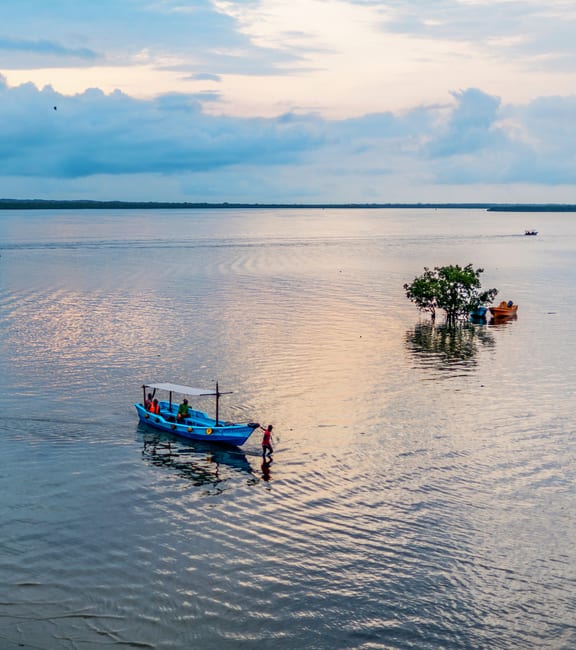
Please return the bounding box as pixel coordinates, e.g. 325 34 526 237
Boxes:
139 425 257 491
405 321 496 373
489 312 518 327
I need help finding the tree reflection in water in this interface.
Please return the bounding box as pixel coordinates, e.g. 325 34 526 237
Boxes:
405 321 496 373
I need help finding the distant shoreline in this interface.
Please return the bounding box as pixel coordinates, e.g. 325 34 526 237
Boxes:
1 199 575 212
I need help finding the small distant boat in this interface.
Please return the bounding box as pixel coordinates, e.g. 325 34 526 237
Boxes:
489 301 518 318
135 382 260 446
524 229 538 236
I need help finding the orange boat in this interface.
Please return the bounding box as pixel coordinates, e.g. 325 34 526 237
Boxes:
489 300 518 318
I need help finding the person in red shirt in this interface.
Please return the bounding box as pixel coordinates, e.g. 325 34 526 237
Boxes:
260 424 273 458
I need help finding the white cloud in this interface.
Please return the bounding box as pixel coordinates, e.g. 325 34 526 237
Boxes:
1 0 576 201
3 0 576 119
0 77 575 202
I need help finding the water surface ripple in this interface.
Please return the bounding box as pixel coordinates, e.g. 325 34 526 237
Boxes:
0 208 575 649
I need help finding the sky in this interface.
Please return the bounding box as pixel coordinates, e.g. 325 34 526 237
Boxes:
1 0 576 203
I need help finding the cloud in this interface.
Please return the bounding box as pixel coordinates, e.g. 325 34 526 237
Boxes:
426 88 503 157
187 73 222 82
0 38 98 59
425 89 576 185
3 0 576 123
0 78 324 179
0 0 306 75
0 76 575 200
336 0 576 78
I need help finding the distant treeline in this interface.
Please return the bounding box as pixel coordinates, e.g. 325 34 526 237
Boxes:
486 205 576 212
1 199 575 211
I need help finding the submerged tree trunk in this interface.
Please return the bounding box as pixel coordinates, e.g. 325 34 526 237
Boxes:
445 310 457 325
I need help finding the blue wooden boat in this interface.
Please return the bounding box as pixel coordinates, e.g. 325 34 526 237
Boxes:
135 382 260 446
470 306 488 319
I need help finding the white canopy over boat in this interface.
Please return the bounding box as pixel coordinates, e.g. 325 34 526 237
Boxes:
145 382 217 397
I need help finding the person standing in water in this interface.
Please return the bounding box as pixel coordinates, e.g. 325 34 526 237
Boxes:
260 424 273 458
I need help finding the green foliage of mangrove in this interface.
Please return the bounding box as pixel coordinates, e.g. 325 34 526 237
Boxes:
404 264 498 323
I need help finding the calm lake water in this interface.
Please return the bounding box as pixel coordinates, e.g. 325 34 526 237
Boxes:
0 207 575 649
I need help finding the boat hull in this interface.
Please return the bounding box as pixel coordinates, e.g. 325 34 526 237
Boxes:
470 306 488 319
135 402 258 446
489 305 518 318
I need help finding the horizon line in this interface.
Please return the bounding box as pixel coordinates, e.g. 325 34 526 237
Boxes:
1 199 576 212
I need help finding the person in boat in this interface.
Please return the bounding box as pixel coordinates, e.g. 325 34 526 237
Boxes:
150 399 160 414
145 388 157 411
177 399 190 421
507 300 514 307
260 424 273 458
